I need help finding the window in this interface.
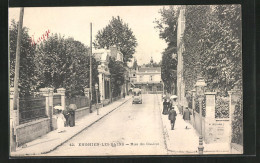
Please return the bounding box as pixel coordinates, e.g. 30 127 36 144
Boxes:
133 74 136 77
139 75 143 82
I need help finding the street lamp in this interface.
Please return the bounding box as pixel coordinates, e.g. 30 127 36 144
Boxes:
195 75 207 155
95 83 99 115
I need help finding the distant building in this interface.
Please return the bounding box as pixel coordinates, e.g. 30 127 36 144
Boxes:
130 57 163 94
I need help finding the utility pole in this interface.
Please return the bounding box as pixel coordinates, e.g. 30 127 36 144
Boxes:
11 7 24 152
89 23 93 113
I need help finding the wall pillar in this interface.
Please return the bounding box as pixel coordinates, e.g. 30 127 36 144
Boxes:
84 87 90 98
40 88 49 117
10 87 19 126
191 89 196 127
10 87 18 152
109 78 112 103
228 89 242 152
57 88 66 111
98 73 103 102
204 92 216 143
48 88 54 116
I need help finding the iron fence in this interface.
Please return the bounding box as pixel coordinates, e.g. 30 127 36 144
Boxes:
53 95 61 106
65 96 89 109
194 96 206 117
19 97 47 124
215 95 229 118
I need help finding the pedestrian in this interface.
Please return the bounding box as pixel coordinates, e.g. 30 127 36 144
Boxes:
162 99 168 115
171 97 178 110
183 107 192 129
56 109 66 133
167 99 171 111
168 106 177 130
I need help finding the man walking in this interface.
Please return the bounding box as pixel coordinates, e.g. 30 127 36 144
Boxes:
168 106 177 130
183 107 192 129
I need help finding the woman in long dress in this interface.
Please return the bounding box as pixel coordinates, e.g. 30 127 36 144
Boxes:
56 109 66 133
162 99 168 115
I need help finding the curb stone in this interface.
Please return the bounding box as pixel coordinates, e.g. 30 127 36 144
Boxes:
43 97 131 154
12 97 131 156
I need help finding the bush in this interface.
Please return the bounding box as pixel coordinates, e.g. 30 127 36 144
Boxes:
231 97 243 145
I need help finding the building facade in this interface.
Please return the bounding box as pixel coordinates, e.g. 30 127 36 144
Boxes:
130 58 163 94
93 46 124 104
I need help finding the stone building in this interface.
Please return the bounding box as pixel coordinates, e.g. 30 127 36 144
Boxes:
93 46 124 104
130 57 163 94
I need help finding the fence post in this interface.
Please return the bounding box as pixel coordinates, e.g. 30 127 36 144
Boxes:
204 92 216 143
228 88 241 153
48 88 54 131
48 88 54 116
40 88 49 116
57 88 66 111
84 87 90 107
10 87 18 152
191 89 196 127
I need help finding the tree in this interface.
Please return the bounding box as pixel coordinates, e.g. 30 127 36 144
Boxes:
108 58 125 97
132 58 138 69
142 61 161 68
154 6 179 93
9 20 37 97
34 34 99 98
183 5 242 96
182 5 211 92
154 6 179 51
161 47 177 94
94 16 138 63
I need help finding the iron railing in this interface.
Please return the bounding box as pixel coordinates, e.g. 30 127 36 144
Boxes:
19 97 47 124
215 95 229 118
65 96 89 109
194 96 206 117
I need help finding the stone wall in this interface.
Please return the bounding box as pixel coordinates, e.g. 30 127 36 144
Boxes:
74 103 103 120
75 107 90 120
103 99 110 106
16 117 57 146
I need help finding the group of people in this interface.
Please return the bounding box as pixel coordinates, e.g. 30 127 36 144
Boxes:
55 105 76 133
162 95 192 130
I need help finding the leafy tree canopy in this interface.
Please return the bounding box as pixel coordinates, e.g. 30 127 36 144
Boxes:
94 16 138 63
183 5 242 96
34 34 99 98
154 6 179 93
108 58 125 97
9 20 37 97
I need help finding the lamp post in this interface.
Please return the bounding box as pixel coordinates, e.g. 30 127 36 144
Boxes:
195 75 207 155
95 83 99 115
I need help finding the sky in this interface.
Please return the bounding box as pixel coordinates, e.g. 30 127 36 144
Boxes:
9 6 168 66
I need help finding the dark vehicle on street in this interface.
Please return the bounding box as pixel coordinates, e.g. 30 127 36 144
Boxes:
132 88 142 104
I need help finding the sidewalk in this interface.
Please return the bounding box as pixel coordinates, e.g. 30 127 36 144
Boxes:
158 96 230 155
11 96 131 156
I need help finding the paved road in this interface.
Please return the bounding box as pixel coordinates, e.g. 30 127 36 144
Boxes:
46 94 167 156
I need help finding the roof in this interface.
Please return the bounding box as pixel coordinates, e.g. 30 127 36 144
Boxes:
93 49 110 62
138 67 161 73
